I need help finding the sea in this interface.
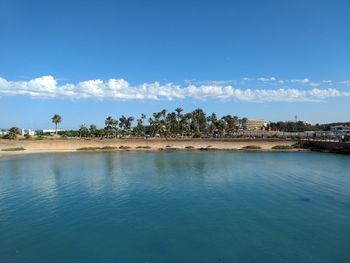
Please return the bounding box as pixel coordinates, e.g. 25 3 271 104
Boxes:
0 151 350 262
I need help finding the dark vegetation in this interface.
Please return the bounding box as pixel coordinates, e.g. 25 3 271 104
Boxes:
2 109 349 140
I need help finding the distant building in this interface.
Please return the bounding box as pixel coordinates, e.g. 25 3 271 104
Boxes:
330 125 350 137
0 129 8 136
21 129 36 136
245 119 267 130
37 129 64 135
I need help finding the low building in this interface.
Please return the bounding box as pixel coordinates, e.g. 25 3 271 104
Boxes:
37 129 63 135
0 129 8 136
43 129 57 134
21 129 36 136
245 119 267 130
330 125 350 135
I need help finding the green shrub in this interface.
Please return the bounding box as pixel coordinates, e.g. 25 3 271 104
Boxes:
101 146 118 150
198 147 209 151
164 147 177 151
185 146 195 149
272 145 293 150
77 147 100 151
1 147 26 151
291 143 305 149
119 145 131 149
242 145 262 150
136 146 151 149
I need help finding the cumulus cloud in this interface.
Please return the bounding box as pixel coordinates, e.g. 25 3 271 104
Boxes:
309 82 320 87
0 75 350 103
289 78 324 87
184 79 233 85
244 77 324 87
340 80 350 86
290 78 310 84
257 76 277 82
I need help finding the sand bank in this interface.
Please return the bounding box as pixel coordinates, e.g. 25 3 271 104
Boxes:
0 138 300 157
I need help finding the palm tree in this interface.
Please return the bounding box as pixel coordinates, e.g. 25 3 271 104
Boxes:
161 109 167 118
135 114 146 137
191 108 206 137
79 125 88 138
51 114 62 135
216 119 227 137
207 113 218 137
149 112 162 136
104 116 118 138
222 115 235 136
182 113 192 137
165 112 177 137
233 116 240 130
89 124 97 137
7 127 20 140
241 117 248 130
175 107 183 136
119 115 134 136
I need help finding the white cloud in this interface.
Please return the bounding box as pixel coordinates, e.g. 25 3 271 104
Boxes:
243 77 326 87
257 77 276 82
1 75 350 103
309 82 320 87
291 78 310 84
289 78 323 87
340 80 350 86
184 80 233 85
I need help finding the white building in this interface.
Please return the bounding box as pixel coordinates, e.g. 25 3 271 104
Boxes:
38 129 64 134
21 129 36 136
245 119 267 130
0 129 8 136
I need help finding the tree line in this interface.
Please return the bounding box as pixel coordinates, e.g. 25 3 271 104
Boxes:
51 108 249 138
2 108 343 140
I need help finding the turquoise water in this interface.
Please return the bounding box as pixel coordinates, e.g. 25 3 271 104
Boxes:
1 152 350 262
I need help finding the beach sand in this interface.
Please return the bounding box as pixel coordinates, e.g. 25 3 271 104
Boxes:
0 138 301 157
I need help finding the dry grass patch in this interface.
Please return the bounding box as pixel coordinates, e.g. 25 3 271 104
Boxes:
101 146 118 150
136 146 151 149
77 147 100 151
1 147 26 152
272 145 293 150
185 146 195 149
119 146 131 150
242 145 262 150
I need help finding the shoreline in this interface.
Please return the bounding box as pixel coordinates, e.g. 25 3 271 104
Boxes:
0 138 303 158
0 147 307 157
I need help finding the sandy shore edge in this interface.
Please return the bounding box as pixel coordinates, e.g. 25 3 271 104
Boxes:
0 138 303 158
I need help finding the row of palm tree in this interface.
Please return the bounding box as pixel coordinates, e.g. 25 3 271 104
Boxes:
1 109 249 140
145 108 248 138
56 108 249 138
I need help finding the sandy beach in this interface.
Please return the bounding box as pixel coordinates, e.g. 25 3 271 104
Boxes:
0 138 301 157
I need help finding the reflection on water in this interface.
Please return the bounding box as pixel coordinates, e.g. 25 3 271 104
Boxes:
0 152 350 263
154 152 207 176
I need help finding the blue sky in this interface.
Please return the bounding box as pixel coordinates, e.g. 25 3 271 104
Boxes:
0 0 349 129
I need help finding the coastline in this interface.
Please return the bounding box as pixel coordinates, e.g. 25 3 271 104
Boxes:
0 138 302 158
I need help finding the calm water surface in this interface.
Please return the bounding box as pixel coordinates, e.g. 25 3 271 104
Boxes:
0 152 350 262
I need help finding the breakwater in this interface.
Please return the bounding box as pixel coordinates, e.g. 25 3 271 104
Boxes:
301 140 350 154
